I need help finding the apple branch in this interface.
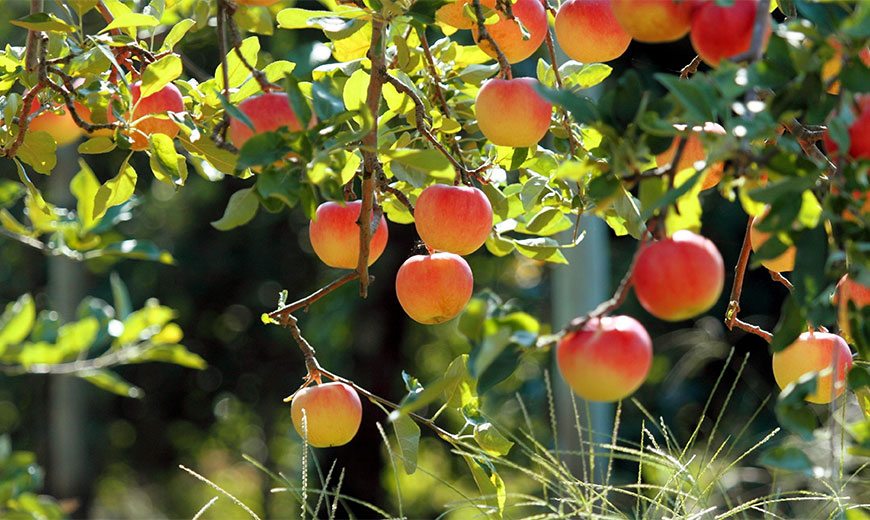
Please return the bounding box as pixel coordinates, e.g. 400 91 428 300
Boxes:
220 0 281 93
211 0 237 153
541 13 579 158
472 0 512 79
355 18 387 298
680 55 702 79
24 0 44 72
723 216 774 343
783 119 836 176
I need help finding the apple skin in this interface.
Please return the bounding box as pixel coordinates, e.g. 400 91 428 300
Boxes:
611 0 694 43
772 331 853 404
27 99 81 146
690 0 771 67
414 185 493 256
291 382 362 448
395 253 473 324
129 82 184 151
436 0 475 29
655 122 727 190
229 92 304 149
555 0 632 63
309 201 389 270
823 95 870 160
475 78 552 148
749 207 796 273
471 0 548 64
835 274 870 344
633 230 725 322
556 315 653 402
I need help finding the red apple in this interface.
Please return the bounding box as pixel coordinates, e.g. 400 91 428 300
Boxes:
823 94 870 160
229 92 305 149
414 185 493 255
690 0 771 67
556 315 653 402
555 0 632 64
27 98 81 146
129 81 184 151
308 201 389 270
475 78 552 148
471 0 548 64
611 0 695 43
655 122 728 190
291 382 362 447
772 331 853 404
749 207 796 273
395 252 473 324
633 230 725 321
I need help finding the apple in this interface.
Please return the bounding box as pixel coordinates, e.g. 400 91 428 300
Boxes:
436 0 474 29
834 274 869 344
555 0 632 63
475 78 552 148
27 99 81 146
556 315 653 402
611 0 694 43
749 207 796 273
395 252 473 324
823 94 870 160
229 92 305 149
772 331 853 404
471 0 548 64
291 382 362 448
633 230 725 321
129 81 184 151
414 184 493 255
655 122 727 190
76 100 116 137
690 0 771 67
821 39 870 95
309 201 389 270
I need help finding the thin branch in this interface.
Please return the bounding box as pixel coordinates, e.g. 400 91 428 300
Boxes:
0 228 86 261
472 0 512 79
730 0 771 63
680 55 702 79
356 18 387 298
541 10 578 158
769 270 794 291
723 216 774 343
268 272 362 321
211 0 236 153
222 0 280 93
783 118 836 176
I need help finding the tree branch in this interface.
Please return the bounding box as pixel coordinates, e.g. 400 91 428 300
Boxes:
723 216 774 343
24 0 44 72
680 55 702 79
472 0 511 79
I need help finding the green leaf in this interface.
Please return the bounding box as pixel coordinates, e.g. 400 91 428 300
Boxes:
98 240 174 264
115 302 175 346
99 12 159 33
55 317 99 357
93 162 137 227
391 373 460 419
473 423 514 456
78 137 116 155
385 149 454 187
392 414 421 475
0 179 24 208
759 446 815 476
11 12 75 33
215 36 260 90
159 19 195 52
211 187 259 231
656 74 718 121
769 296 805 353
0 294 36 355
775 374 820 441
140 55 183 98
78 369 144 398
110 272 132 320
18 131 57 175
443 355 478 410
276 7 367 30
130 344 206 369
70 160 100 231
641 170 704 220
149 134 187 186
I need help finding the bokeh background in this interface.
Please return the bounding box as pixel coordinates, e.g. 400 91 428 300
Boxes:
0 1 843 518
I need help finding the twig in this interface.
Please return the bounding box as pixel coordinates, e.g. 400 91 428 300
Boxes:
472 0 512 79
377 175 414 216
356 18 387 298
724 216 774 343
783 119 836 176
222 0 281 93
769 270 794 291
730 0 771 63
541 16 578 158
211 0 236 152
268 271 362 321
680 55 702 79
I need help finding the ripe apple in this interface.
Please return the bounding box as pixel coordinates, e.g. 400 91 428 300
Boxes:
611 0 694 43
555 0 632 63
291 382 362 448
823 94 870 160
772 331 853 404
834 274 869 344
129 81 184 151
475 78 552 148
436 0 475 29
27 99 81 146
414 184 493 255
821 39 870 95
556 315 653 402
395 252 473 324
690 0 771 67
632 230 725 321
471 0 548 64
309 201 389 270
749 207 796 273
655 122 727 190
229 92 305 149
